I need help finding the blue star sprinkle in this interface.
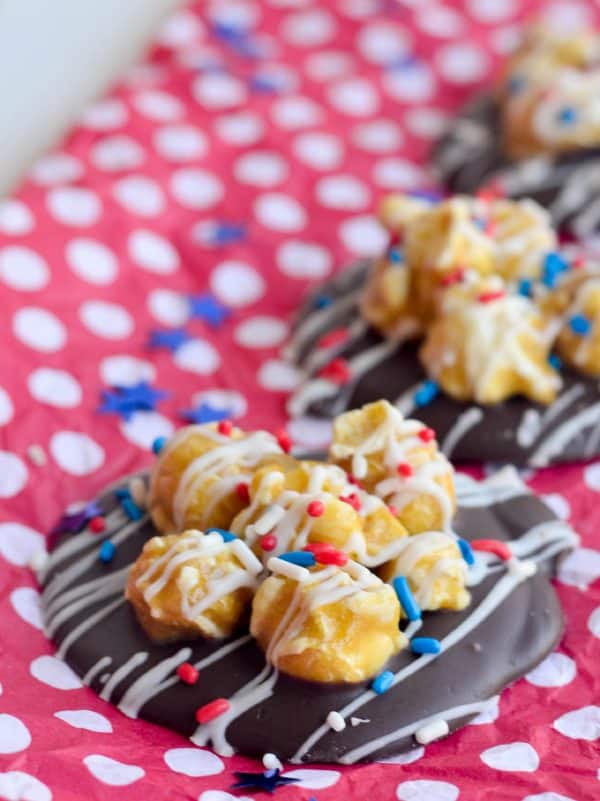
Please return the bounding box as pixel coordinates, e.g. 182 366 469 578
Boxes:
52 501 103 535
557 106 577 125
232 769 299 794
148 328 192 352
313 294 333 310
98 382 170 421
180 402 232 424
212 23 263 59
192 220 247 246
542 252 569 288
548 353 563 370
188 293 231 327
249 75 282 94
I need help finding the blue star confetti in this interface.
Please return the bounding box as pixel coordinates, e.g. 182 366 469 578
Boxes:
98 381 170 421
51 501 103 535
188 293 230 327
148 328 192 352
232 769 299 794
180 402 232 424
211 22 263 59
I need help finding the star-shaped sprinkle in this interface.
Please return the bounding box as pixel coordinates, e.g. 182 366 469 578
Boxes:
52 501 103 535
148 328 192 352
180 402 232 424
232 769 299 794
188 293 230 327
98 381 170 421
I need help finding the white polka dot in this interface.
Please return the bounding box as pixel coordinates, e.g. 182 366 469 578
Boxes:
0 200 34 234
210 260 265 307
437 43 490 84
339 214 388 256
293 132 344 170
557 547 600 589
0 771 52 801
55 710 113 733
30 655 82 690
271 96 323 129
50 431 105 475
553 706 600 741
384 63 436 102
469 695 500 725
154 125 208 161
0 452 28 498
0 715 31 754
13 307 66 352
173 339 221 374
0 387 13 425
84 755 145 787
0 523 43 567
281 9 336 47
305 50 355 82
215 111 264 145
405 108 447 139
468 0 517 23
357 22 411 64
128 229 179 274
47 187 101 226
120 412 174 450
525 652 577 687
490 24 521 54
81 99 128 130
124 63 167 87
316 174 371 210
199 793 244 801
287 416 332 450
542 493 571 520
583 462 600 491
10 588 42 630
281 770 340 789
114 176 165 217
234 151 288 187
522 794 577 801
192 389 247 418
588 606 600 638
80 300 134 340
235 316 288 348
30 152 82 185
277 240 332 279
157 9 204 47
374 158 426 190
133 90 183 121
378 746 425 765
193 73 246 109
396 780 459 801
100 355 156 387
66 238 118 285
148 289 189 326
416 6 465 37
0 246 49 291
542 2 592 32
480 742 539 772
328 78 379 116
255 193 306 232
164 747 224 777
209 0 261 29
353 120 403 153
171 168 224 210
28 368 82 408
257 359 302 391
91 135 145 171
339 0 380 17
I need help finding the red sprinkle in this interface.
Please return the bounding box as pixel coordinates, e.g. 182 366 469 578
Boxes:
260 533 278 552
485 220 497 237
318 328 348 350
471 539 513 561
339 492 362 512
217 420 233 436
319 357 351 385
89 516 106 534
388 504 399 517
572 256 586 270
476 182 505 202
347 473 364 489
418 427 436 443
177 662 199 685
478 290 506 304
397 462 413 478
195 698 230 725
316 548 348 566
276 428 292 454
441 267 465 287
307 500 325 517
236 482 250 504
304 541 336 555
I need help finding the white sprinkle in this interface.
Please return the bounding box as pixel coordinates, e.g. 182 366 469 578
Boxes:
231 538 263 574
350 716 370 727
327 711 346 732
29 549 49 576
253 503 286 535
262 752 283 771
352 453 368 479
415 718 449 744
267 556 310 583
129 476 147 508
507 558 537 579
27 444 47 466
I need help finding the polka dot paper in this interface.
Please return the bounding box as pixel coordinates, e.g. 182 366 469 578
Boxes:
0 1 599 800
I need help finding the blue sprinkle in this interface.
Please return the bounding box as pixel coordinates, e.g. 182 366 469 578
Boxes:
314 294 332 309
279 551 316 567
507 74 526 95
569 314 592 336
518 278 533 298
473 216 487 230
392 576 421 621
206 527 238 542
99 540 116 563
152 436 167 455
414 380 439 408
122 497 143 521
411 637 442 655
388 247 403 264
557 106 577 125
114 487 131 500
548 353 562 370
371 670 394 694
542 252 569 288
457 538 475 566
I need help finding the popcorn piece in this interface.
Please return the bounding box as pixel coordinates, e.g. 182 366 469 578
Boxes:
250 560 405 683
329 400 456 535
554 272 600 376
126 530 263 642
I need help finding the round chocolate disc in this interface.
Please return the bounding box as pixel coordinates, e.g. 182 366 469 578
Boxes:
41 468 576 764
